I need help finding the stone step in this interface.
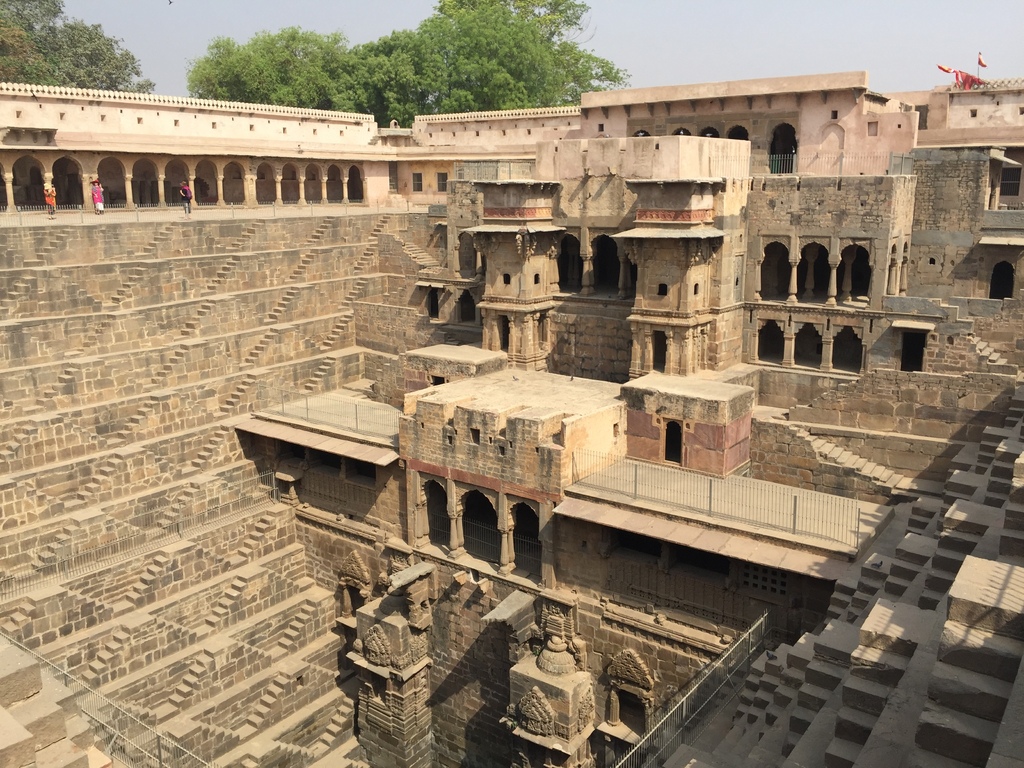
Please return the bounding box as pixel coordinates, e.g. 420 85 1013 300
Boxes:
915 701 999 767
928 660 1013 723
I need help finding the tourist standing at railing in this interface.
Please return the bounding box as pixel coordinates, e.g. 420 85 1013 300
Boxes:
44 185 56 220
90 179 104 215
180 181 193 219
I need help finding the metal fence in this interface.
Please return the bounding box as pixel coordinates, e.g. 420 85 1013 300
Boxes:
0 200 421 227
0 472 278 598
613 610 773 768
513 533 542 576
462 516 502 564
0 628 214 768
453 160 536 181
751 151 914 177
257 383 400 444
570 449 860 548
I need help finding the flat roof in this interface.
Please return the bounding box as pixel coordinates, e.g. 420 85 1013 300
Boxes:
234 417 399 465
405 344 506 365
624 372 753 402
462 224 565 234
613 227 726 240
581 71 870 109
408 369 622 417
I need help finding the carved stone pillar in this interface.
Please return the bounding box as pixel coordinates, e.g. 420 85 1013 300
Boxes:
124 174 135 210
342 173 349 203
666 329 678 375
4 174 15 212
899 258 909 296
273 172 282 204
157 174 166 206
782 330 796 367
617 254 629 299
581 255 594 296
629 327 643 379
826 256 839 306
821 329 834 372
787 257 799 303
297 172 306 204
753 258 762 301
643 330 653 372
215 174 225 207
447 478 464 556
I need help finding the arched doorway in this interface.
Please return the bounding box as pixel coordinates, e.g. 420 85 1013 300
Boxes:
511 502 541 576
592 235 619 292
222 162 245 204
462 490 500 564
425 480 449 548
499 316 511 352
794 323 823 368
426 288 440 319
255 162 276 204
699 126 720 138
347 165 363 202
52 156 82 207
665 420 682 464
769 123 798 173
458 291 476 323
761 242 790 300
164 159 189 204
280 163 299 203
13 155 44 206
839 245 872 299
131 159 159 206
797 243 830 301
727 125 749 141
97 157 126 206
758 321 784 363
303 164 322 202
990 260 1015 300
194 159 217 204
326 164 343 202
832 327 863 372
558 234 582 292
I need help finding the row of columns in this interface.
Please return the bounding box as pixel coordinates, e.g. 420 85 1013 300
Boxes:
886 257 910 296
752 235 887 304
763 320 864 373
629 324 709 377
481 309 549 364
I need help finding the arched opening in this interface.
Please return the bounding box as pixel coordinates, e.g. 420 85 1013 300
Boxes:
347 165 363 202
727 125 749 141
760 242 790 300
633 130 651 137
164 159 189 204
462 490 500 564
425 480 449 548
794 323 823 368
52 156 82 207
255 162 276 204
769 123 798 173
592 235 620 292
222 162 245 204
699 126 720 138
900 331 927 372
280 163 299 203
326 164 344 202
458 232 476 275
427 288 440 319
131 159 159 206
0 166 7 210
832 327 863 372
672 128 691 136
97 157 126 206
617 690 647 737
839 245 872 299
499 316 510 351
13 155 45 206
458 291 476 323
665 420 682 464
990 260 1015 300
652 330 667 372
758 321 784 363
558 234 582 292
194 159 217 204
797 243 830 301
304 164 323 202
511 502 541 576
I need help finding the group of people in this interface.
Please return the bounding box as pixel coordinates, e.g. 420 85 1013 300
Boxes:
41 179 195 220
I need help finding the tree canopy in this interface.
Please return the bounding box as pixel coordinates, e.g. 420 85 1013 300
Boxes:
0 0 153 91
187 0 626 124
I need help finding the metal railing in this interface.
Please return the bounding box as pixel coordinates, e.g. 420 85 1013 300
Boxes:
257 383 400 444
751 151 915 177
0 472 278 598
513 534 542 576
0 629 214 768
570 449 860 548
453 160 536 181
613 610 773 768
462 515 502 564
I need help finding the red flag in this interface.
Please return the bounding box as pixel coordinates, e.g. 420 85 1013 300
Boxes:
938 64 954 73
979 52 988 68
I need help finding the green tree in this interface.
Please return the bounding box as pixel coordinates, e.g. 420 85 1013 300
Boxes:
187 27 349 110
0 0 153 91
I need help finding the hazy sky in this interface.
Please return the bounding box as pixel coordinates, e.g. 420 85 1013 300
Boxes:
61 0 1024 99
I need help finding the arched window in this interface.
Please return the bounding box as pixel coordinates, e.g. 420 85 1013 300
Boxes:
462 490 500 564
794 323 823 368
672 127 692 136
760 242 790 300
727 125 749 141
839 245 872 299
991 261 1015 299
832 327 863 372
633 129 651 137
425 480 449 548
458 291 476 323
798 243 830 301
699 126 720 138
427 288 440 319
